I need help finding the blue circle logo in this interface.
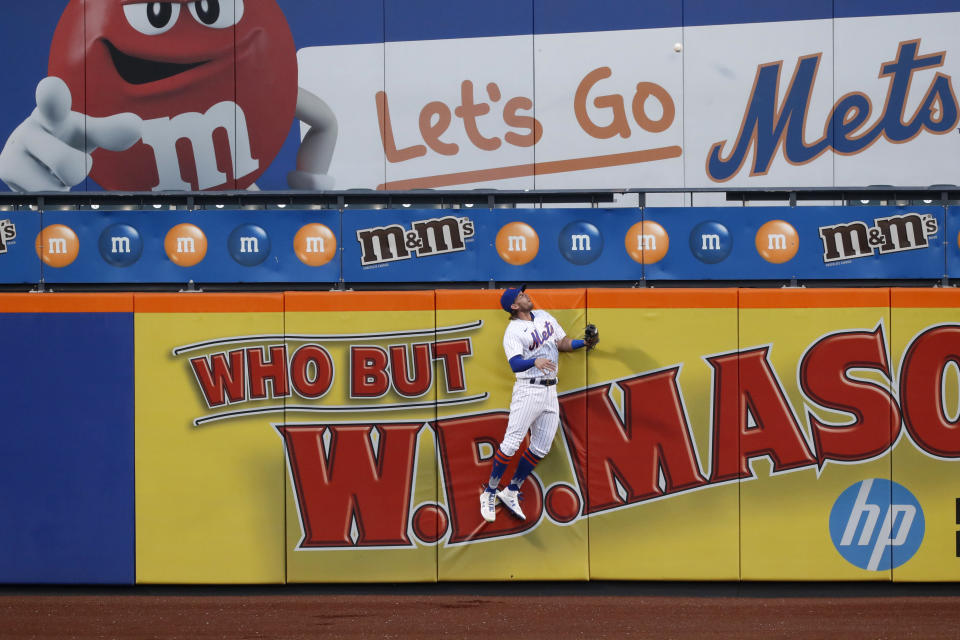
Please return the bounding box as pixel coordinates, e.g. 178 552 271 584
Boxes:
98 224 142 267
689 221 732 264
829 478 924 571
228 224 270 266
558 221 603 265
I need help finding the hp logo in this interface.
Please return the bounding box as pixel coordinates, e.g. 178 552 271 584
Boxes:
829 478 924 571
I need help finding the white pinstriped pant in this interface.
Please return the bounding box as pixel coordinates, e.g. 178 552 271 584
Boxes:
500 379 560 458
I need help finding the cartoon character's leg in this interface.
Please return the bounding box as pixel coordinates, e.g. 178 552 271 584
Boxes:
287 88 338 190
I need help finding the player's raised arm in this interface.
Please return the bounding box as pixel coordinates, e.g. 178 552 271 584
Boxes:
556 323 599 352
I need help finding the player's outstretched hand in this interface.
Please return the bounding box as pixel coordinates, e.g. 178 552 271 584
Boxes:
0 77 142 192
534 358 557 375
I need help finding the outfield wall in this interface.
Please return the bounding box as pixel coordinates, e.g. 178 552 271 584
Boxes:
1 289 957 583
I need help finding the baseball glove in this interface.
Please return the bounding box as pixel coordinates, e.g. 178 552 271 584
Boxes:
583 324 599 350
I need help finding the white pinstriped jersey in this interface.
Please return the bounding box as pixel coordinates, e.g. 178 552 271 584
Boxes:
503 310 566 380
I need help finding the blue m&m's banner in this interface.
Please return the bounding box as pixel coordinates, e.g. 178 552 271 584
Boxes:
1 205 951 285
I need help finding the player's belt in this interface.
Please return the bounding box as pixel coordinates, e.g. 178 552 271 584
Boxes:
528 378 557 386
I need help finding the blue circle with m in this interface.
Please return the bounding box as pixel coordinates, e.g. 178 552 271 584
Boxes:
228 224 270 266
558 221 603 265
689 221 732 264
829 478 924 571
98 224 142 267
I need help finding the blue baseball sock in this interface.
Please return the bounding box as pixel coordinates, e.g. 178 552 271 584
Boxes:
508 449 542 490
486 447 512 492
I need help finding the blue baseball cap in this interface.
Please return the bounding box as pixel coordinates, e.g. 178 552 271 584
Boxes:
500 284 527 312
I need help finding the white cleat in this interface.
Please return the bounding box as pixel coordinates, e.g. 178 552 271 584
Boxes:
480 489 497 523
497 487 525 520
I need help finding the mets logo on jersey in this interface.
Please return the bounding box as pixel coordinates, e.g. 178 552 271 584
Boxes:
530 322 555 349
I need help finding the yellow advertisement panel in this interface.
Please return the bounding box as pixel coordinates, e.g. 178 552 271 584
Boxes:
890 289 960 582
584 289 740 580
130 287 960 584
282 292 438 583
738 289 894 581
135 294 286 584
435 289 589 581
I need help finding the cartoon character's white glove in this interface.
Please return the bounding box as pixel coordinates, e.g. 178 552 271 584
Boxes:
0 77 143 192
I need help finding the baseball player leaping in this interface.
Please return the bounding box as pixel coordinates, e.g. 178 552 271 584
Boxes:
481 285 599 523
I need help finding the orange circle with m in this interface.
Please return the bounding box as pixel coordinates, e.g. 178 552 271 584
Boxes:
625 221 669 264
495 222 539 265
294 223 337 266
35 224 79 268
756 220 799 264
164 223 207 267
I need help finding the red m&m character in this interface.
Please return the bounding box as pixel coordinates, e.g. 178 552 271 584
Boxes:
0 1 336 192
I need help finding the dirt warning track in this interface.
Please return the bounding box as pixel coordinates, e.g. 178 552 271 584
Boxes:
0 583 958 639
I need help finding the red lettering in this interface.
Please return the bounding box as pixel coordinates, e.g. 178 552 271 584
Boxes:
389 343 433 397
558 369 707 514
433 412 541 543
281 423 421 547
246 345 289 400
800 328 901 466
900 325 960 457
706 348 816 482
189 349 245 407
351 346 390 398
290 344 334 399
432 338 471 392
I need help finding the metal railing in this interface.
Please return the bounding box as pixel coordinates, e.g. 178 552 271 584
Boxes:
0 186 957 211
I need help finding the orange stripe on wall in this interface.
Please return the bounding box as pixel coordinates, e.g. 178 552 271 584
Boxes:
285 290 435 312
3 288 925 314
0 293 133 313
588 288 738 309
740 288 890 309
436 289 585 310
436 290 502 310
891 288 960 308
134 293 283 313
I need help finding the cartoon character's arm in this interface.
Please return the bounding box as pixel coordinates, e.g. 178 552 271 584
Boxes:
287 88 338 190
0 77 142 192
